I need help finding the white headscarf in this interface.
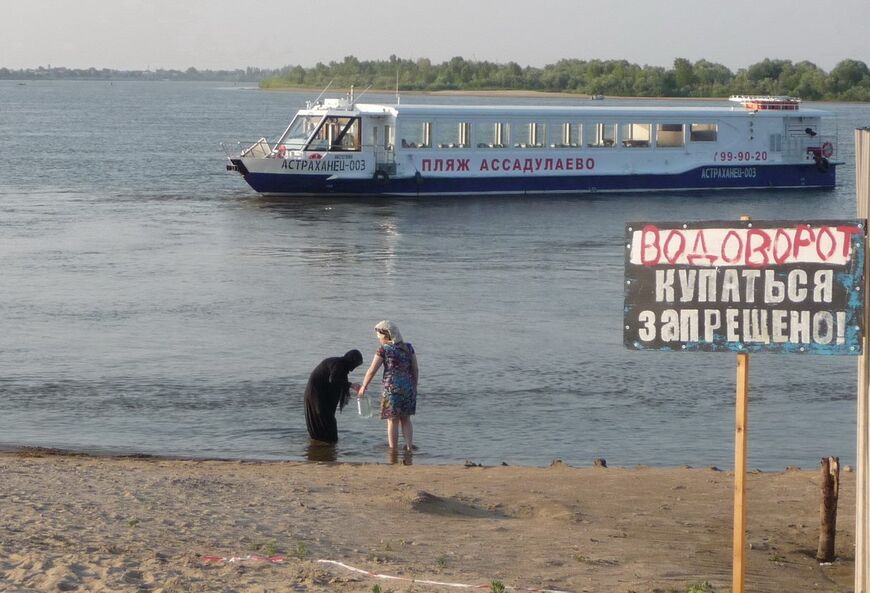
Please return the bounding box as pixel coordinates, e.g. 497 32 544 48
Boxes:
374 320 403 344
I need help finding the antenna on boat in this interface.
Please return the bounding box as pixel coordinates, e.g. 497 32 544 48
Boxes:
311 79 334 106
396 70 401 105
352 83 373 105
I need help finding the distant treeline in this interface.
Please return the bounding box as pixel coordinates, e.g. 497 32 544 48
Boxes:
0 66 281 82
260 56 870 101
6 57 870 100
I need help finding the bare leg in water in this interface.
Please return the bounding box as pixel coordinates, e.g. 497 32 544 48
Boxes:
386 418 400 449
400 416 413 451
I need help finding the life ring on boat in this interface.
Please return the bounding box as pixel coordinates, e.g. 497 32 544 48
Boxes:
821 142 834 158
374 169 389 183
816 157 830 173
276 145 286 159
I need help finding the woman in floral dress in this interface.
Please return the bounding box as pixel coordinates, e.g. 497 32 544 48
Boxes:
358 320 418 451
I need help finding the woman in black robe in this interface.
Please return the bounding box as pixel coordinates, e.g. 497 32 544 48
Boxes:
304 349 363 442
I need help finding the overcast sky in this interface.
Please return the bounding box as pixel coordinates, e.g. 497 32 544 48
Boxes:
2 0 869 72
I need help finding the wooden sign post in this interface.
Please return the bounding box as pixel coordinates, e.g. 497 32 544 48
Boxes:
856 127 870 593
732 351 749 593
732 213 752 593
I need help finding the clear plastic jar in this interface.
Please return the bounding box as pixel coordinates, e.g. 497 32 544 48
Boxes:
356 394 373 418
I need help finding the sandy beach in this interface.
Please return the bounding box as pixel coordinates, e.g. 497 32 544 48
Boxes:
0 450 855 593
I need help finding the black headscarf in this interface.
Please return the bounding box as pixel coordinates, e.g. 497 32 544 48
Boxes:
337 349 363 410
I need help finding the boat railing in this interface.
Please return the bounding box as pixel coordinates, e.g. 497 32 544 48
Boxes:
729 95 801 111
240 138 272 158
783 135 837 161
220 138 276 159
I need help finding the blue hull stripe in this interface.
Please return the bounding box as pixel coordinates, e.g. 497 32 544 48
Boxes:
242 163 837 196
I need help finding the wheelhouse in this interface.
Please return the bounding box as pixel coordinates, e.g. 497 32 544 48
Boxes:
275 100 362 155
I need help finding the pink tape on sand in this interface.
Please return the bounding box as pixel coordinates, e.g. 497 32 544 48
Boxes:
317 559 576 593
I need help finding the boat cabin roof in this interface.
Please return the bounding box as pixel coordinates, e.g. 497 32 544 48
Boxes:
296 100 831 120
368 105 827 119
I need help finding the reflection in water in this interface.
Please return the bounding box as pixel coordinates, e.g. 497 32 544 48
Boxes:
305 440 337 462
251 197 402 278
377 219 400 278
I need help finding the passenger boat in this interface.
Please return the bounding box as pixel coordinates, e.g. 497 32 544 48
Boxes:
225 95 837 196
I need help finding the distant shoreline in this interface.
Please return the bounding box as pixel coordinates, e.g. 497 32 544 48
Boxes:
249 86 849 103
261 86 597 99
259 86 733 101
1 79 853 103
7 55 870 102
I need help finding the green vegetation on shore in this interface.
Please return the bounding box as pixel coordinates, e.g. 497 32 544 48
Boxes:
260 56 870 101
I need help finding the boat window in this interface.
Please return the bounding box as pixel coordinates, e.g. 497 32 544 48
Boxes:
656 124 685 148
434 120 462 148
514 122 546 148
690 123 718 142
553 123 581 148
304 116 361 152
513 123 529 147
383 124 393 150
280 114 324 150
475 122 510 148
588 123 617 148
622 123 651 148
399 120 430 149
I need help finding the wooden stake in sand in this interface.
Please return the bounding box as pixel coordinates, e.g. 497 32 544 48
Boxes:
817 456 840 562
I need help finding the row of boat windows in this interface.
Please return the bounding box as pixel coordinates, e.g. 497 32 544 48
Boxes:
278 114 720 152
396 121 718 149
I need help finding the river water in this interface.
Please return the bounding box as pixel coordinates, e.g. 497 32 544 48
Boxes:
1 80 868 468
